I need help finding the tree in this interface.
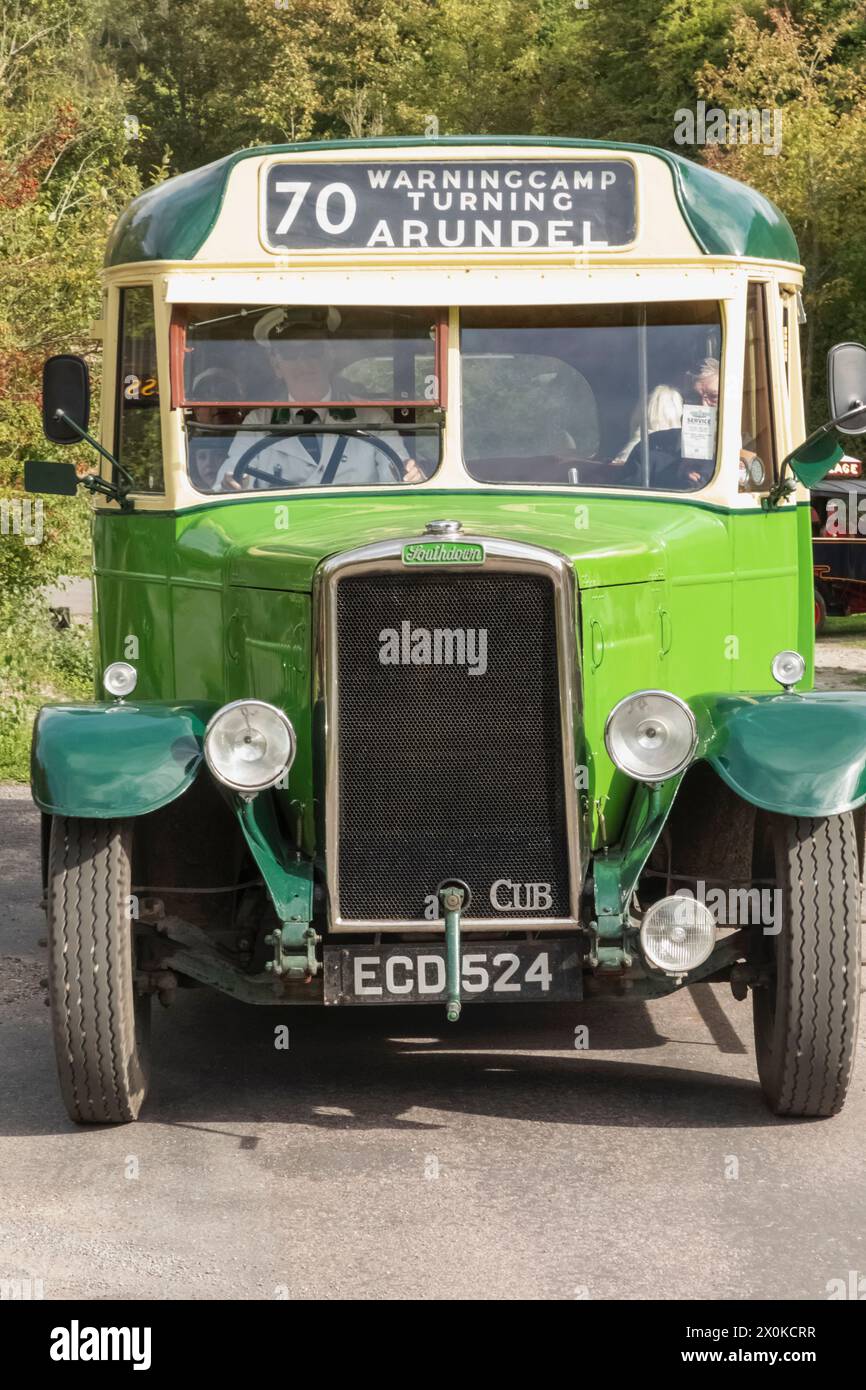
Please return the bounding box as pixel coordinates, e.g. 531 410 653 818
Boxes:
0 0 142 595
699 3 866 423
242 0 430 145
104 0 259 175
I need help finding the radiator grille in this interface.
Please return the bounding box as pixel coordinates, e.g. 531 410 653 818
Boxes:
333 569 572 921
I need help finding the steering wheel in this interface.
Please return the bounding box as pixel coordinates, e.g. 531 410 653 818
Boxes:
231 431 407 488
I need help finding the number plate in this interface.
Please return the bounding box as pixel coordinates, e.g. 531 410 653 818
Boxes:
323 941 582 1005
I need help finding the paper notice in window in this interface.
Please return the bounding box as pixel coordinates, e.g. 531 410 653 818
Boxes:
681 404 716 460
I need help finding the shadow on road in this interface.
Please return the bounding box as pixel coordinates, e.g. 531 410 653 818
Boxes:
0 980 785 1140
1 789 781 1140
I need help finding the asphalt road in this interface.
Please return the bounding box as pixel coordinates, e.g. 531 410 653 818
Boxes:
1 785 864 1302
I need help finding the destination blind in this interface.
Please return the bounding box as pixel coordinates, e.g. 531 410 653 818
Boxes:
262 160 636 252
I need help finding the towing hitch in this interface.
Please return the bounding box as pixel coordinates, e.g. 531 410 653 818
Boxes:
438 881 468 1023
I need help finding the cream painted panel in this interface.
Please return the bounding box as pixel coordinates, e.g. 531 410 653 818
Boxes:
164 266 740 306
197 147 702 264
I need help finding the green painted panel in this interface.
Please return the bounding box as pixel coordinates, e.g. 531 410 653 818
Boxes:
96 510 173 579
672 156 798 262
32 702 213 818
171 584 226 701
96 575 175 701
730 507 801 689
225 586 313 849
105 156 235 266
173 490 731 594
796 501 816 686
105 136 799 268
580 581 665 840
91 492 810 849
694 690 866 817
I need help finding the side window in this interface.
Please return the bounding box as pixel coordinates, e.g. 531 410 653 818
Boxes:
740 282 777 493
116 286 163 492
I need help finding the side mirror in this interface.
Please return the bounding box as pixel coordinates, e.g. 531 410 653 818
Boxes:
781 341 866 495
787 434 844 489
24 459 80 496
828 342 866 435
43 354 90 444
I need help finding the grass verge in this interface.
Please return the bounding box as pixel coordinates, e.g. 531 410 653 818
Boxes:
0 594 94 781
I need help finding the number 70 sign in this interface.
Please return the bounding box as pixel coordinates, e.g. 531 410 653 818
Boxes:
260 159 635 252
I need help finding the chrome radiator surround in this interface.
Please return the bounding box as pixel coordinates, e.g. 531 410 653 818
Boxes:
314 535 584 932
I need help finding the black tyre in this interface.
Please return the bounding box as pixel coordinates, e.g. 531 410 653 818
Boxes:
47 817 150 1123
752 813 860 1117
814 587 828 635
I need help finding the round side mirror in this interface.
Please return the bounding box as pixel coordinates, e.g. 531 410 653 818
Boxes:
828 342 866 435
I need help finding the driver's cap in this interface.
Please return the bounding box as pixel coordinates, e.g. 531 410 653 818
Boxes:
254 306 342 344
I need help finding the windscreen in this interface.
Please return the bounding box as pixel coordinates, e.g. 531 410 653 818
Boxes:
176 304 443 493
460 302 723 491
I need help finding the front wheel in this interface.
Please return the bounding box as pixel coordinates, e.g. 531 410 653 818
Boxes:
752 813 860 1117
47 816 151 1123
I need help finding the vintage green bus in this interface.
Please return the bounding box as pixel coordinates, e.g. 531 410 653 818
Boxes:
26 136 866 1124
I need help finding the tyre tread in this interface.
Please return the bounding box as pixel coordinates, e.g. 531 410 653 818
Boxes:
47 817 148 1124
758 814 860 1117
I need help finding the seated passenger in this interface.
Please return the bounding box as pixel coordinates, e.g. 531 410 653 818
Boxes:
614 384 684 464
687 358 769 491
620 358 719 489
691 357 719 409
214 308 423 490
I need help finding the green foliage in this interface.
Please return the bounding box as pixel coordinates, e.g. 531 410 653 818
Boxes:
0 0 143 597
0 593 94 780
0 1 140 774
7 0 866 777
698 3 866 427
104 0 259 171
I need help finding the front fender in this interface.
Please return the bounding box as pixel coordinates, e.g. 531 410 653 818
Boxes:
594 688 866 924
31 701 216 819
693 690 866 818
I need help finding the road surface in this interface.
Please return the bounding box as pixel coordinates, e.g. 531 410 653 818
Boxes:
1 785 864 1301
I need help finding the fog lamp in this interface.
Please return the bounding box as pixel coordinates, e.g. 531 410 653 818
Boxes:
771 649 805 691
205 699 296 794
604 690 697 782
640 895 716 975
103 661 137 699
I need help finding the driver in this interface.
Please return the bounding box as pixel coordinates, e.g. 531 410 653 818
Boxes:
214 307 424 490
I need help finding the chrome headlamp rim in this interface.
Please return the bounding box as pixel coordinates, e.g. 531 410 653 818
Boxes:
604 688 698 783
204 698 296 794
102 660 138 699
771 649 806 691
639 893 717 974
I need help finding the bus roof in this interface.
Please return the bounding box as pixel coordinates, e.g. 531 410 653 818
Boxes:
105 134 799 268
